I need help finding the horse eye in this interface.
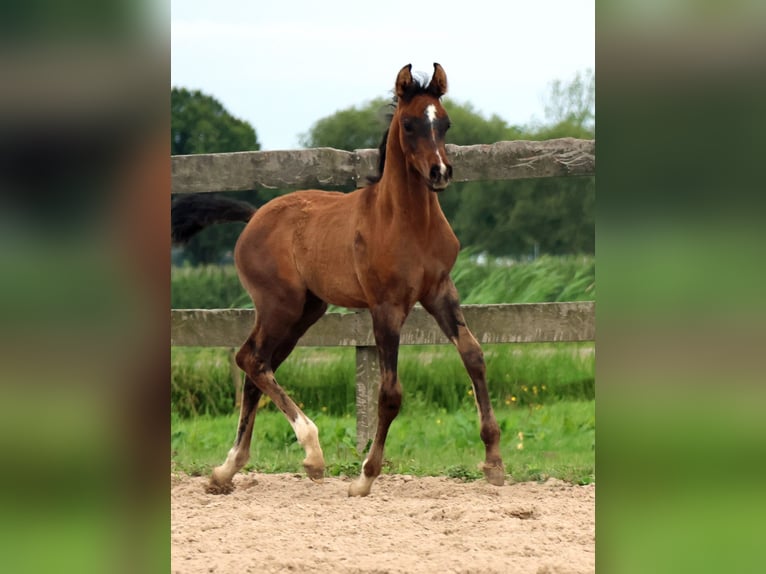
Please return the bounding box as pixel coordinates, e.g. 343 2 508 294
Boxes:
402 120 414 133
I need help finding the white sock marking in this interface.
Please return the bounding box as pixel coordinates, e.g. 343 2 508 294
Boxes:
291 415 318 447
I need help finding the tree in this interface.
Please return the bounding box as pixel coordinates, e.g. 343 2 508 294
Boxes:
171 87 262 264
299 98 392 151
536 68 595 139
171 87 261 155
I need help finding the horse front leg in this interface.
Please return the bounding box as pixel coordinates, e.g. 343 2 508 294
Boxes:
422 278 505 486
348 304 405 497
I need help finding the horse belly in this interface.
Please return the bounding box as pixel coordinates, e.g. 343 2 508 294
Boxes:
302 254 368 309
293 208 367 308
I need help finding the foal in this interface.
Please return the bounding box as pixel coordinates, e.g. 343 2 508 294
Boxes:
172 63 505 497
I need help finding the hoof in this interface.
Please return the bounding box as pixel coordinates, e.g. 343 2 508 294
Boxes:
348 483 370 497
205 479 235 495
348 476 373 497
303 462 325 483
482 462 505 486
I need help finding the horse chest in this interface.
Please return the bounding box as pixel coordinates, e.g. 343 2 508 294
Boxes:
352 222 456 306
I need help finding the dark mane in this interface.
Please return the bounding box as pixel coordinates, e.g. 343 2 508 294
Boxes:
366 126 389 184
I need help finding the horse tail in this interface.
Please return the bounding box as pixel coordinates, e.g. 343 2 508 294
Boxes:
171 193 256 245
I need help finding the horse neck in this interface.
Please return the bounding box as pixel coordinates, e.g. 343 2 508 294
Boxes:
375 124 441 225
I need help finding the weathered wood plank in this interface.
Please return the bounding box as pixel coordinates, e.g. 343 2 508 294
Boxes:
171 139 595 194
170 302 595 347
448 138 595 183
355 346 379 452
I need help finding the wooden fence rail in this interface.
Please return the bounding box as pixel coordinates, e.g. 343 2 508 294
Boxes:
171 303 595 347
172 138 595 194
171 138 596 450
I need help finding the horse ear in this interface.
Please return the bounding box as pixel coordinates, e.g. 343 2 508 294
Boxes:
395 64 414 100
427 63 448 97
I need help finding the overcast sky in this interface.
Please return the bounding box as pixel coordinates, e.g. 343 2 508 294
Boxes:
171 0 594 151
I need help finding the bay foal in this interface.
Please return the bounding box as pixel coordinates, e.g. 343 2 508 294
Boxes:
172 64 505 496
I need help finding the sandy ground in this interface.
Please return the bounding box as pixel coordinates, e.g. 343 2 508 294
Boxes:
171 472 594 574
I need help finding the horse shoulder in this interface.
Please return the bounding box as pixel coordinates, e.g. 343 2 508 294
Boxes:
429 208 460 264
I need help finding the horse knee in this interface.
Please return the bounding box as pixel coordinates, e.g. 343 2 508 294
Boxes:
235 344 252 371
236 342 268 375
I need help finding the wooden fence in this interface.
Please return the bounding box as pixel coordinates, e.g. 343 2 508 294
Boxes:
171 138 596 450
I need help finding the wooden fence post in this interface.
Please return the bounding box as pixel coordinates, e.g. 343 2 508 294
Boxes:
355 346 379 453
228 348 243 409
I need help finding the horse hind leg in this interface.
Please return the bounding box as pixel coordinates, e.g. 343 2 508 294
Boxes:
207 375 262 494
207 294 328 494
242 332 326 482
267 292 328 481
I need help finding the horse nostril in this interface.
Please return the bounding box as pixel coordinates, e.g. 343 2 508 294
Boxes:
446 164 453 180
430 165 441 181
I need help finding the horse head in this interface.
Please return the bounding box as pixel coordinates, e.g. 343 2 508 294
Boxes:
392 63 453 192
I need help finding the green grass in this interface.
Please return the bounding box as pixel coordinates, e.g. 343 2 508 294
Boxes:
171 263 250 309
171 400 595 484
453 252 595 304
172 342 594 417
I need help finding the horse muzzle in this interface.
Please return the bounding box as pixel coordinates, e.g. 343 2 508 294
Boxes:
428 163 453 192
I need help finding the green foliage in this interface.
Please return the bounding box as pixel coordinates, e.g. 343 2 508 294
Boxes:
398 342 595 413
171 88 264 264
436 75 596 256
445 465 484 482
171 347 237 417
171 401 595 484
171 263 250 309
171 87 261 155
171 342 594 419
443 176 595 257
299 97 392 150
274 348 356 416
442 73 595 259
541 68 595 134
443 99 525 144
452 252 595 304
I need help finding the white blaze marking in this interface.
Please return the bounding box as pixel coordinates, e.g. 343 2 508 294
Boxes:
424 105 447 176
